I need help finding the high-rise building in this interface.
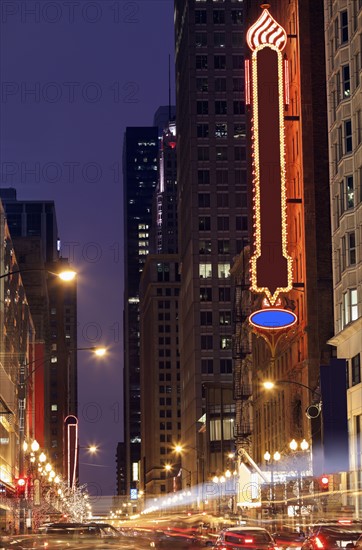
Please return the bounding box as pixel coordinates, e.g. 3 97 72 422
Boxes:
323 0 362 515
151 121 178 255
139 255 181 496
138 113 180 497
115 442 126 496
0 189 77 476
122 127 159 496
175 0 249 479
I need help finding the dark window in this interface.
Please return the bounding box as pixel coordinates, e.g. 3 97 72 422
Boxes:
198 170 210 185
340 10 348 43
231 10 243 24
214 32 226 48
213 10 225 24
196 32 207 47
232 33 243 47
351 354 361 385
199 216 211 231
218 240 230 254
233 101 245 115
157 263 170 282
201 335 213 349
198 146 209 161
214 55 226 69
232 55 244 69
195 10 207 24
217 193 229 207
235 170 246 185
200 311 213 325
216 147 228 161
234 147 246 161
200 287 212 301
196 78 208 92
342 65 351 98
217 216 229 230
215 78 226 92
216 170 228 185
196 55 208 70
348 232 356 265
27 214 42 236
198 193 210 207
233 78 243 92
201 359 214 374
215 101 227 114
197 101 209 115
236 216 248 231
344 119 352 153
197 124 209 138
235 192 247 208
219 287 231 301
220 359 232 374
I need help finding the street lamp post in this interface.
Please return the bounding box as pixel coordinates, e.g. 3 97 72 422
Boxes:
164 464 173 493
263 450 280 527
288 438 310 521
212 474 226 516
173 443 200 486
263 380 322 418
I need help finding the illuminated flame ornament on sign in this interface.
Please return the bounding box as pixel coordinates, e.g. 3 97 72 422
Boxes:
245 5 293 310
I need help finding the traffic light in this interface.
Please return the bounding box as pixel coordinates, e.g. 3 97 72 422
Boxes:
319 475 329 492
15 477 27 498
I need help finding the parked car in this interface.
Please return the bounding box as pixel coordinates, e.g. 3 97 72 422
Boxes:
213 526 278 550
301 520 362 550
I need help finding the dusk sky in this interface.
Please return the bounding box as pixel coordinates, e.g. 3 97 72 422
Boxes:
1 0 175 500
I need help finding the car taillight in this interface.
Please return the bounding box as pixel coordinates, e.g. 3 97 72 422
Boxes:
245 539 254 543
314 536 325 549
338 520 352 525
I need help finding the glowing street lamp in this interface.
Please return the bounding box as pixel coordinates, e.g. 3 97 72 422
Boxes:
57 270 76 281
31 440 40 452
0 267 77 283
289 439 309 452
263 449 280 518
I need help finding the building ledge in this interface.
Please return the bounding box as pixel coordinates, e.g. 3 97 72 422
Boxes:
327 317 362 347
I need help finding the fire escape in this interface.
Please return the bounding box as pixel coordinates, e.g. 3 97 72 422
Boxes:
231 247 253 457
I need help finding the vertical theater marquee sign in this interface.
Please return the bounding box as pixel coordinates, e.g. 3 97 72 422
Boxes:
245 4 297 339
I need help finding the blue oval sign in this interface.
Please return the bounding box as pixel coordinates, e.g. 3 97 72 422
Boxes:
249 308 297 330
